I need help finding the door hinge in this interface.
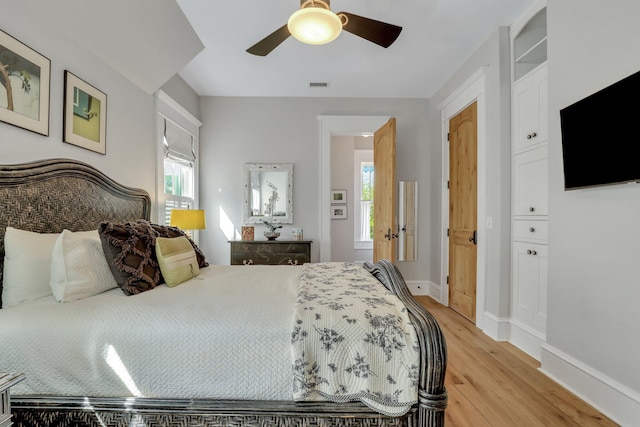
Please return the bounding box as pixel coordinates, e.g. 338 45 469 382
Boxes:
447 180 449 189
447 228 449 237
447 132 450 141
446 276 449 284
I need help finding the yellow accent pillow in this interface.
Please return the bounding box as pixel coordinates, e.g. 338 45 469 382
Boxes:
155 236 200 287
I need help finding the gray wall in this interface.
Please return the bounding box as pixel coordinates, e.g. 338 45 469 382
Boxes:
546 0 640 416
329 135 373 263
0 3 198 220
330 136 356 262
160 74 202 122
198 97 431 280
428 27 513 317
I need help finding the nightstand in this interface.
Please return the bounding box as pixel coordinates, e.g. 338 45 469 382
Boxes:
0 373 24 427
229 240 311 265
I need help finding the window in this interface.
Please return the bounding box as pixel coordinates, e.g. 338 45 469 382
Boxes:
156 91 202 228
353 149 374 248
162 119 196 223
163 156 194 223
359 163 374 241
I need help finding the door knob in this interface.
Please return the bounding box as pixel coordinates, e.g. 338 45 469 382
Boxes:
468 230 477 245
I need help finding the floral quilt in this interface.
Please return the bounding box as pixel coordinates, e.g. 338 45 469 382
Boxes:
291 262 420 416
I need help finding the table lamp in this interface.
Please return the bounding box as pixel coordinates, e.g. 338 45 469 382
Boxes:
170 209 206 237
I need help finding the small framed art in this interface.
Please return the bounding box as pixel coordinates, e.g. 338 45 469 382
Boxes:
331 190 347 204
0 29 51 136
63 70 107 154
330 205 348 219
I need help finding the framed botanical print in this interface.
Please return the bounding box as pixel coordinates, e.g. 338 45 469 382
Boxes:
0 29 51 136
63 70 107 154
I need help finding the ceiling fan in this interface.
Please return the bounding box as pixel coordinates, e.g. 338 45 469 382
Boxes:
246 0 402 56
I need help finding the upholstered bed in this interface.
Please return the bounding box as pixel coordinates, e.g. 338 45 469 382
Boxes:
0 158 447 427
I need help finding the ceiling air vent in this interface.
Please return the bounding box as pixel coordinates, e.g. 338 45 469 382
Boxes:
309 82 329 88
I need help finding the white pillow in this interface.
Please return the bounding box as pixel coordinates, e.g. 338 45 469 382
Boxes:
50 229 117 302
2 227 60 307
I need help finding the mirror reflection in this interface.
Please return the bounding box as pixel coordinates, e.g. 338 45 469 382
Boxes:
398 181 418 261
243 163 293 224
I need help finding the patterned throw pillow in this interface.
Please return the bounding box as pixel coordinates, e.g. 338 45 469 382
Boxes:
155 236 200 287
98 220 208 295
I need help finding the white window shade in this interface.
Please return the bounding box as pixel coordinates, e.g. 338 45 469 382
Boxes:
164 119 195 164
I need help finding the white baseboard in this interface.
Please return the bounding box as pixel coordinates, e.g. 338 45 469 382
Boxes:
508 319 546 361
407 280 439 298
481 311 510 341
540 344 640 427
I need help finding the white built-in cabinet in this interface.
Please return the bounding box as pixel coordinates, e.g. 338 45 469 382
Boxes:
510 1 548 354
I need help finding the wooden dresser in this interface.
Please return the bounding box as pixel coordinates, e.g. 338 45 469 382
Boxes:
0 373 24 427
229 240 311 265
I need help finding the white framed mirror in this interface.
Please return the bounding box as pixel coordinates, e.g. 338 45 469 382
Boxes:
398 181 418 261
243 163 293 224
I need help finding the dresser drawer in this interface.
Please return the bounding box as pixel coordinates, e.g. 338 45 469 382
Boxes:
231 242 309 255
513 220 548 243
231 252 309 266
229 240 311 265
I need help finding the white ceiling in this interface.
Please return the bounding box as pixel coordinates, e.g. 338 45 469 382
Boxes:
176 0 537 98
28 0 537 99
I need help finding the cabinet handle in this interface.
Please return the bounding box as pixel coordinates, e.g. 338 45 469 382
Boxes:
529 227 535 232
526 132 538 139
527 249 532 255
288 259 299 266
242 259 253 265
529 207 535 212
526 250 538 256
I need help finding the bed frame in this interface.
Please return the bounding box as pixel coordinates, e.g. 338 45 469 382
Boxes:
0 158 447 427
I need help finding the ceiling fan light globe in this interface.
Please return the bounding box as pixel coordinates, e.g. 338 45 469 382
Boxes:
287 8 342 45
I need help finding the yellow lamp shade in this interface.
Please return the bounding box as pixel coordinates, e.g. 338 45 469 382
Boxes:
170 209 206 230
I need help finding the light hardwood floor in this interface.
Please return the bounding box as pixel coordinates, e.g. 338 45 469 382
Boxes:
414 296 618 427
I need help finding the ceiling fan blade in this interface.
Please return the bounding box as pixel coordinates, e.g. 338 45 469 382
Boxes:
246 24 291 56
338 12 402 48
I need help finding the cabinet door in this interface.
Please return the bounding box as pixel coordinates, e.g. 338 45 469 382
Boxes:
513 146 548 217
511 241 548 332
512 64 548 152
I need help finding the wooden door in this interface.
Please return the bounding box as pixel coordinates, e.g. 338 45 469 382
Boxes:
448 102 477 322
373 118 396 263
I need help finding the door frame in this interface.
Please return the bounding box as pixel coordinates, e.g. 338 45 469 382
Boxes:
438 68 487 330
318 115 391 262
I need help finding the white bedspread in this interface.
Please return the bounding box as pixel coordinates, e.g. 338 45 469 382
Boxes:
1 265 299 400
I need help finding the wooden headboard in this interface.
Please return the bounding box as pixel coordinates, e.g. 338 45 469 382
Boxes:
0 158 151 307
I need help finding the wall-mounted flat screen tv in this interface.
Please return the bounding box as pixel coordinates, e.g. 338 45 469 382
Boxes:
560 69 640 190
